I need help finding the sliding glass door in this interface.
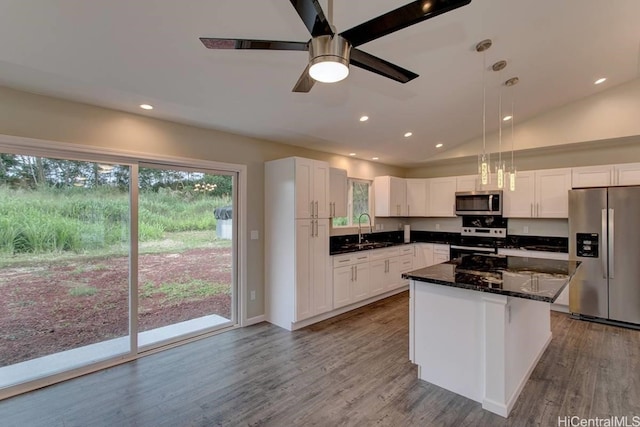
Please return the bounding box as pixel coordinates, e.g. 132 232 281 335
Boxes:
0 150 239 394
137 164 236 348
0 156 131 387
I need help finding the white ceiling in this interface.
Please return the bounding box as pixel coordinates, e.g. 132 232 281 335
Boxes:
1 1 639 167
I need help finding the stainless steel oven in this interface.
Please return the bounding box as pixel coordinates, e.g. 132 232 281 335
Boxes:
455 190 503 216
450 216 507 259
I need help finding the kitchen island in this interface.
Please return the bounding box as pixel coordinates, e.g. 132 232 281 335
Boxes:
403 254 580 417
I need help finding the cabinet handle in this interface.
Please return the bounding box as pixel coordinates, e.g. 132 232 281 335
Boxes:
536 203 540 217
407 205 410 216
530 203 533 217
351 266 354 281
315 201 319 218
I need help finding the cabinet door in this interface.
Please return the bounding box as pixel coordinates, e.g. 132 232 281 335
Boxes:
295 220 313 320
313 161 330 219
374 176 392 217
333 265 353 309
311 219 332 315
422 244 435 267
535 168 571 218
386 257 401 290
433 252 449 265
295 158 314 219
615 163 640 186
406 179 428 217
428 177 456 217
456 175 478 192
571 165 612 188
329 168 348 217
369 259 386 296
352 263 370 301
390 176 407 216
503 171 535 218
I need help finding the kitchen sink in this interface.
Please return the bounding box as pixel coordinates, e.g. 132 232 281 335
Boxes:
340 241 394 251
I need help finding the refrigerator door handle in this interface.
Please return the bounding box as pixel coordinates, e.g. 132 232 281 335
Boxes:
602 209 608 279
608 208 614 279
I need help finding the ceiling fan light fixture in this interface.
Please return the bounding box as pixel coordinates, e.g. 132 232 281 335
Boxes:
308 35 351 83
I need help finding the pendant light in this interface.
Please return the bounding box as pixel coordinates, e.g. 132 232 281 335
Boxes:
475 39 492 186
492 60 508 190
505 76 520 191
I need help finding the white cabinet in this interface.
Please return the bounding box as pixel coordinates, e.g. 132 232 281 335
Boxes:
332 252 370 309
295 219 331 320
413 243 434 269
572 163 640 188
503 168 571 218
265 157 332 331
456 175 478 192
396 254 414 288
374 176 407 217
433 244 450 264
370 247 401 296
428 177 456 217
329 167 347 218
406 179 428 217
295 157 330 219
497 248 569 310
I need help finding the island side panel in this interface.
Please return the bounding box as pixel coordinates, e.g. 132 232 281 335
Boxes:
412 280 484 402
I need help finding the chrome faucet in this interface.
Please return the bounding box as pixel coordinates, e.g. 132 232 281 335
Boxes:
357 213 373 244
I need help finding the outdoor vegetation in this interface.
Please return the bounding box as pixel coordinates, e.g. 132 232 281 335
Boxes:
0 153 234 368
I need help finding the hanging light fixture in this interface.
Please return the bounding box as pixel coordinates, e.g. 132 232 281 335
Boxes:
475 39 492 186
505 76 520 191
492 60 508 190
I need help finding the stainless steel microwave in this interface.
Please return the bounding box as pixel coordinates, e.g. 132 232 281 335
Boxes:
455 190 503 216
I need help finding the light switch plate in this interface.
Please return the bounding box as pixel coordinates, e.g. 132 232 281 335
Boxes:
250 230 259 240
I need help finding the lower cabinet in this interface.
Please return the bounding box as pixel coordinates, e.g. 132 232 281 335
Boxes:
333 252 370 309
433 244 450 264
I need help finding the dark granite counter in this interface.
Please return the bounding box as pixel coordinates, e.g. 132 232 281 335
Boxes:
330 230 458 255
504 235 568 253
403 254 580 303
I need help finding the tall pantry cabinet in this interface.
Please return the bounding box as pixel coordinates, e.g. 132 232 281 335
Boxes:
265 157 332 330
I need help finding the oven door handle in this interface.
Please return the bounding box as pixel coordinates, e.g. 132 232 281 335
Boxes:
450 245 496 253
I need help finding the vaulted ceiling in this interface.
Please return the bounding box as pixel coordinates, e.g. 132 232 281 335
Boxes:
1 1 639 166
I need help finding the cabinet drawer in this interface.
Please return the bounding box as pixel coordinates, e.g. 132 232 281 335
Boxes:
398 254 413 273
369 246 400 261
399 245 414 255
433 244 450 255
332 252 369 267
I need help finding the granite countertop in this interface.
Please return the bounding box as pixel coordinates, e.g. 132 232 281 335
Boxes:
402 254 581 303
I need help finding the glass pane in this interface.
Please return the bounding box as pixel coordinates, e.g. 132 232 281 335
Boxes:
137 167 234 348
0 154 130 387
352 181 370 224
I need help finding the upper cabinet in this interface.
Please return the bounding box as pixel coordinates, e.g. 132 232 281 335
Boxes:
374 176 407 217
572 163 640 188
456 175 478 192
503 168 572 218
329 168 347 218
295 157 330 219
406 179 428 217
428 177 456 217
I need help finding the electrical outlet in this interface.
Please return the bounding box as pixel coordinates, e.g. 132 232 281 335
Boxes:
250 230 259 240
250 290 256 301
523 226 529 234
436 223 441 231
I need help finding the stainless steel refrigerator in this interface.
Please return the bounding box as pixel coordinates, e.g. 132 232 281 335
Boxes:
569 186 640 326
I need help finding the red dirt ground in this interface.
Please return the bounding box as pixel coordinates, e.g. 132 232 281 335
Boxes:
0 247 232 367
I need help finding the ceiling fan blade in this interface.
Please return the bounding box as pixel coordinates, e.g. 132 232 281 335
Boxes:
292 64 316 93
340 0 472 47
350 49 418 83
200 38 308 51
289 0 334 37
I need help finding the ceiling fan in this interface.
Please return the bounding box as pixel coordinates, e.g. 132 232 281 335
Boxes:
200 0 471 92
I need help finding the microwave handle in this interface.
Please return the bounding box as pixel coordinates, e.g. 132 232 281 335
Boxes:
489 194 493 209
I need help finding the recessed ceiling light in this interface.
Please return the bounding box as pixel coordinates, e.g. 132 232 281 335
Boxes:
140 104 154 110
349 153 356 156
359 115 369 122
404 132 413 138
372 157 379 160
502 115 513 121
435 143 443 148
594 77 607 85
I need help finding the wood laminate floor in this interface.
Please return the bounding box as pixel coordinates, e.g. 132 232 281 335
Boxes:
1 292 639 426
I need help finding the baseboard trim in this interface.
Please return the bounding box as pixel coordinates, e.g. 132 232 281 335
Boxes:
244 315 266 326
